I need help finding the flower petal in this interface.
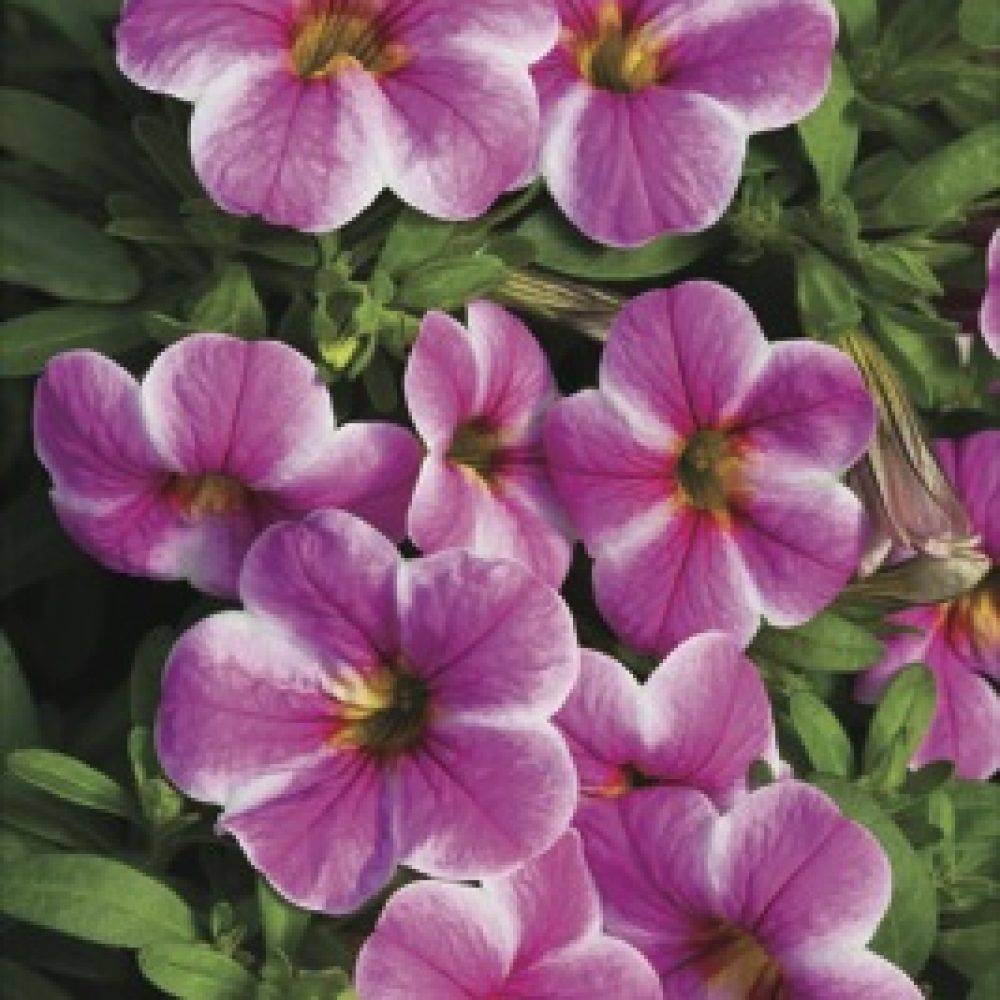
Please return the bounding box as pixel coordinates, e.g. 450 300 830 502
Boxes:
854 605 937 703
156 610 332 804
141 333 338 487
191 61 384 232
274 422 422 543
355 880 512 1000
662 0 838 131
220 751 398 914
239 511 401 667
399 549 578 719
639 632 775 801
950 430 1000 561
981 229 1000 357
539 82 746 246
731 469 865 627
716 782 891 954
377 51 540 219
594 504 760 653
783 949 922 1000
116 0 287 101
601 285 770 438
734 340 876 472
396 719 577 879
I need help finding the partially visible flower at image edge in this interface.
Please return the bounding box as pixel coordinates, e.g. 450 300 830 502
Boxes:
404 300 574 588
355 830 662 999
32 333 420 597
116 0 557 230
534 0 838 246
981 228 1000 357
156 509 580 914
544 280 877 654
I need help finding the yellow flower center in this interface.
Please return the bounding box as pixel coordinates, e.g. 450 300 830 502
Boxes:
693 922 785 998
447 420 502 481
165 473 249 518
572 3 665 93
330 665 431 756
945 571 1000 656
289 3 408 80
676 430 743 513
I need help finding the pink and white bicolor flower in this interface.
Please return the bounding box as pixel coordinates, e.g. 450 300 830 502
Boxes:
156 509 580 914
544 281 877 654
981 229 1000 357
534 0 838 246
858 431 1000 780
33 333 420 597
116 0 558 231
355 830 663 1000
404 301 574 588
590 781 921 999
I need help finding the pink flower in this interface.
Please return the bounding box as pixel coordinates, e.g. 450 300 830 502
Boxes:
355 830 662 1000
588 781 921 999
534 0 837 246
981 229 1000 357
33 334 420 597
116 1 557 231
156 510 579 914
404 302 574 587
544 281 876 654
857 431 1000 779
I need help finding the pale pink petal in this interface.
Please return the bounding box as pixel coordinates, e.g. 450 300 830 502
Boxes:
730 469 866 627
116 0 288 101
398 549 578 720
601 285 769 438
539 81 746 246
639 632 775 800
783 948 923 999
949 431 1000 561
239 511 401 667
156 610 332 804
594 504 761 653
377 51 540 219
396 720 577 879
355 881 512 1000
734 340 876 472
191 60 384 232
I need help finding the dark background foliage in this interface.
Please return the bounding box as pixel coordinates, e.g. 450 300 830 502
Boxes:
1 0 998 997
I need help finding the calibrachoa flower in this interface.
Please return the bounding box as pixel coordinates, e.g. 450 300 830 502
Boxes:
156 509 580 913
982 229 1000 357
404 301 573 588
33 334 420 597
858 431 1000 779
544 282 876 654
533 0 837 246
116 1 557 231
589 781 921 999
355 831 662 999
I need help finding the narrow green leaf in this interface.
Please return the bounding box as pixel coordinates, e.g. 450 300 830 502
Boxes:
397 255 507 311
960 0 1000 47
0 632 39 755
189 263 267 339
799 55 859 200
0 775 116 853
258 879 311 960
936 923 1000 981
379 207 457 275
139 944 257 1000
515 205 712 280
789 692 854 777
970 969 1000 1000
0 182 142 303
0 305 145 378
6 750 135 820
795 249 862 339
833 0 878 47
0 853 198 947
751 610 884 673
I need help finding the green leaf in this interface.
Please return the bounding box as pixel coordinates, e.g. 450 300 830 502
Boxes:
881 0 956 57
799 55 859 200
795 249 862 338
0 632 39 755
0 486 81 598
189 263 267 339
0 182 142 303
751 610 884 673
379 208 458 275
130 627 175 728
258 879 311 960
0 305 146 378
862 664 936 790
6 750 135 821
0 853 198 947
873 122 1000 227
788 692 854 777
0 774 116 853
515 205 712 280
397 255 507 311
970 969 1000 1000
139 944 257 1000
0 959 73 1000
936 923 1000 981
0 88 137 194
812 777 937 975
960 0 1000 47
833 0 878 47
133 116 203 199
